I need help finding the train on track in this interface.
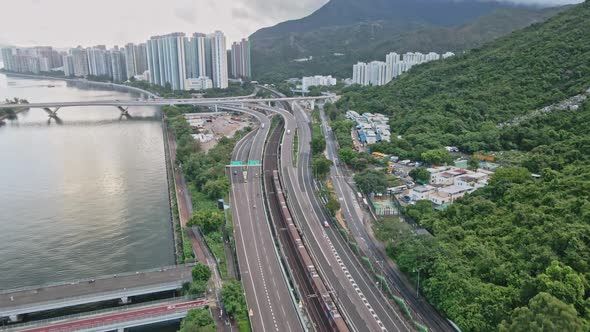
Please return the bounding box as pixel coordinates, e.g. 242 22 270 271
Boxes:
272 170 350 332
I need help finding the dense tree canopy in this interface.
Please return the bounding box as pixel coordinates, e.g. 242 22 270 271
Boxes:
179 308 215 332
342 2 590 330
354 170 388 194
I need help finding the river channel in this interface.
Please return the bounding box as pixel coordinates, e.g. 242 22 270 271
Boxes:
0 73 175 290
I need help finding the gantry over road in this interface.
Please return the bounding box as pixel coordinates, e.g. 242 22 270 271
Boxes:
0 264 194 322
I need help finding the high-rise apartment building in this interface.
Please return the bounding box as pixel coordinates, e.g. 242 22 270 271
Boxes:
368 61 387 86
62 55 75 77
134 43 149 75
1 46 61 74
185 33 207 79
352 62 368 86
124 43 137 78
70 47 89 77
1 48 16 71
230 39 251 79
353 51 453 86
209 31 228 89
146 33 187 90
110 48 127 82
87 47 110 77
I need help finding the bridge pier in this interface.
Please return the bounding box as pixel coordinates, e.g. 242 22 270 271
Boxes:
43 107 60 117
9 314 22 323
117 106 129 116
120 296 131 304
117 327 125 332
310 99 315 110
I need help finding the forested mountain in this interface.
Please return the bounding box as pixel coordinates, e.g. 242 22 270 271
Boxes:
338 1 590 331
250 0 565 81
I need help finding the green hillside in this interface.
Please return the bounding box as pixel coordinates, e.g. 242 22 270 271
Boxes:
339 1 590 160
251 4 565 82
338 2 590 331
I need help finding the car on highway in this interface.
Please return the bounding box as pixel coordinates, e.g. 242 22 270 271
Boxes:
323 220 330 228
287 129 291 134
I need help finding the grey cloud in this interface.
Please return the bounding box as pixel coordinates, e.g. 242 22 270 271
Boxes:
174 7 196 24
231 7 254 21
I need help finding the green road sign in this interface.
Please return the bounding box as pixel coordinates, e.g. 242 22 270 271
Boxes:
230 161 243 166
248 160 260 165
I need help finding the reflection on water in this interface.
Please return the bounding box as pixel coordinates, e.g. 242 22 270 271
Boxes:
0 73 174 289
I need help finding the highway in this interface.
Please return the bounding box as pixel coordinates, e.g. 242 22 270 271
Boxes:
252 86 412 331
319 110 455 332
227 106 302 332
5 298 210 332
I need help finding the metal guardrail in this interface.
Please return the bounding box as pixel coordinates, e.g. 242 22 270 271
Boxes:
0 264 195 295
1 296 208 331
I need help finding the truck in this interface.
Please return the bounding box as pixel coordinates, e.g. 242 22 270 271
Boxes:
243 170 248 183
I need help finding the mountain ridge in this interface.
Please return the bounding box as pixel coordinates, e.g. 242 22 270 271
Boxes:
250 2 566 81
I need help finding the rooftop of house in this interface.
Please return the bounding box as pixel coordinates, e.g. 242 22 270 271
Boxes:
413 185 434 193
439 185 469 195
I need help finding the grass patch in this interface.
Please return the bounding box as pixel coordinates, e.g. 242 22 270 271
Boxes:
181 228 195 262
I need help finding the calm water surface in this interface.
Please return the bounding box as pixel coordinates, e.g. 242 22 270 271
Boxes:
0 73 174 289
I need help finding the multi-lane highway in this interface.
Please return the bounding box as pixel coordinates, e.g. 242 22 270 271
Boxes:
227 107 302 332
250 83 415 331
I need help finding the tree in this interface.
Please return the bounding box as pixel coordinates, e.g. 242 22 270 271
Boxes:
338 147 357 164
221 281 247 318
351 157 368 171
188 209 225 234
310 137 326 155
312 155 333 179
354 170 388 194
203 178 229 199
325 196 341 216
183 280 207 296
420 149 454 165
499 292 584 332
468 156 480 171
192 264 212 283
179 308 215 332
536 261 585 307
409 167 431 183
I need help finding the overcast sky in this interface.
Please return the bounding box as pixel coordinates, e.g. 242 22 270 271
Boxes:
0 0 582 48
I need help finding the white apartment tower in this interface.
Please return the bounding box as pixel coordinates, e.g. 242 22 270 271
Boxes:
185 33 207 78
146 33 187 90
368 61 387 86
209 31 228 89
352 62 368 86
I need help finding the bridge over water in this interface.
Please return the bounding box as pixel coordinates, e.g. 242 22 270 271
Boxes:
0 264 195 323
0 96 331 117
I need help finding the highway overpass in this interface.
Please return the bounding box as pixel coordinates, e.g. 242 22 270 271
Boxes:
0 265 194 323
0 297 210 332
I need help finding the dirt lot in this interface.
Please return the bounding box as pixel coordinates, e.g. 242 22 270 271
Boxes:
187 112 255 152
